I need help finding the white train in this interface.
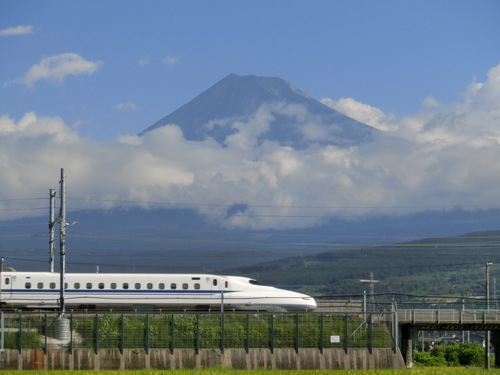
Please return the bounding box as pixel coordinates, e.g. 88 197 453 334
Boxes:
0 271 316 312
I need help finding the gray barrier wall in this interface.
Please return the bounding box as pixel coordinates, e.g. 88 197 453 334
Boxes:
0 348 405 370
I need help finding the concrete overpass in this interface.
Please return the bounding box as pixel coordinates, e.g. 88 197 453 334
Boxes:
394 309 500 368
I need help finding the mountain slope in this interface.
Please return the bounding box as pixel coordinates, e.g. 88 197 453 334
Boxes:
140 74 378 148
225 230 500 303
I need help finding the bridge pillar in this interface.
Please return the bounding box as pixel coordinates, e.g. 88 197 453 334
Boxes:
490 330 500 368
400 325 418 369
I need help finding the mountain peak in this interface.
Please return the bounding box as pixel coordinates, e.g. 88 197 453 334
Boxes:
140 74 378 148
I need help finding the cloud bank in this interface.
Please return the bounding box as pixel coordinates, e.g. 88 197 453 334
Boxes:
8 53 102 88
1 63 500 229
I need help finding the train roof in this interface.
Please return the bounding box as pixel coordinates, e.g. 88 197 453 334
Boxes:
0 271 240 278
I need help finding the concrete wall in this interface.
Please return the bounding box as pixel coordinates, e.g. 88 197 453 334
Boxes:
0 348 405 370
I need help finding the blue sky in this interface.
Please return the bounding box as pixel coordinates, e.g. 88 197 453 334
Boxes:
2 0 499 140
1 0 500 230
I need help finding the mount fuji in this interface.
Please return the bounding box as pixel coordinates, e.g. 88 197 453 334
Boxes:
140 74 378 149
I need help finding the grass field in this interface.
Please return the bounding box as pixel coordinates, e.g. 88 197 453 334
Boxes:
0 368 493 375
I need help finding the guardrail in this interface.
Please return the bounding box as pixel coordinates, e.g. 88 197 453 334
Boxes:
398 309 500 324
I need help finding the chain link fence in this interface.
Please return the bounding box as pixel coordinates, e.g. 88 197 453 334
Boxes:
0 311 395 353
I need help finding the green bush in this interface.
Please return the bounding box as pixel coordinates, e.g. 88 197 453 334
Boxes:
414 350 447 367
415 342 484 367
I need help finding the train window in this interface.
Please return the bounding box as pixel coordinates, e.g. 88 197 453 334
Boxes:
86 283 92 289
147 283 153 290
50 282 56 289
123 283 129 289
159 283 165 290
65 283 68 289
225 281 228 288
98 283 105 290
25 282 31 289
213 279 218 286
194 283 200 290
4 278 9 285
135 283 141 290
170 283 176 290
182 283 188 290
74 283 80 289
111 283 117 289
249 279 264 285
37 282 43 289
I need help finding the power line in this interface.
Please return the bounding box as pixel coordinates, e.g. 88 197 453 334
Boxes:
0 198 46 202
68 196 500 211
0 207 47 212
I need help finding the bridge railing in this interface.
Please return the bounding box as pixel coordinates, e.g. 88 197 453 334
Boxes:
398 309 500 324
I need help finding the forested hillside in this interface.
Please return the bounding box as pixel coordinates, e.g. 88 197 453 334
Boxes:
226 230 500 305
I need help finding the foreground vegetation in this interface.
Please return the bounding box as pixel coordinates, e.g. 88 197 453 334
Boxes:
3 311 393 351
414 343 485 367
1 368 494 375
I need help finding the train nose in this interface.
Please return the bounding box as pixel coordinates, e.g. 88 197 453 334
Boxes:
302 297 317 310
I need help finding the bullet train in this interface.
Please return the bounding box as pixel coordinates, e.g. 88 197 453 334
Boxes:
0 271 316 312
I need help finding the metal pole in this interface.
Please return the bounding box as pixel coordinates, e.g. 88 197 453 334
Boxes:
363 290 367 321
195 313 200 354
69 311 74 354
49 189 56 272
270 313 274 354
0 257 3 316
170 314 175 354
145 314 150 354
295 313 299 353
486 261 493 369
370 272 375 305
392 305 399 354
344 313 348 354
43 312 47 354
17 312 22 354
59 168 66 315
0 312 4 350
220 282 224 353
94 312 99 354
245 313 250 354
319 313 324 354
369 313 373 354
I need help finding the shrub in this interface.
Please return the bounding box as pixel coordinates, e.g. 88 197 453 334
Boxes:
415 342 484 367
414 350 447 367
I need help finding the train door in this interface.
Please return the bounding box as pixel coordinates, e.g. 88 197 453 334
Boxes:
1 275 13 302
210 277 221 291
210 277 229 291
210 277 229 308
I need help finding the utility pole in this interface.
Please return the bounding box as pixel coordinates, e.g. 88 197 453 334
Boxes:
59 168 66 315
360 272 379 310
48 189 57 272
485 261 493 369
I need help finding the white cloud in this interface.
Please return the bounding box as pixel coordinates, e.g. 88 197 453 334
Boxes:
0 112 78 143
163 56 179 66
321 97 397 131
1 63 500 229
0 25 33 36
138 57 150 66
9 53 102 88
113 102 139 112
224 105 273 150
421 96 440 108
